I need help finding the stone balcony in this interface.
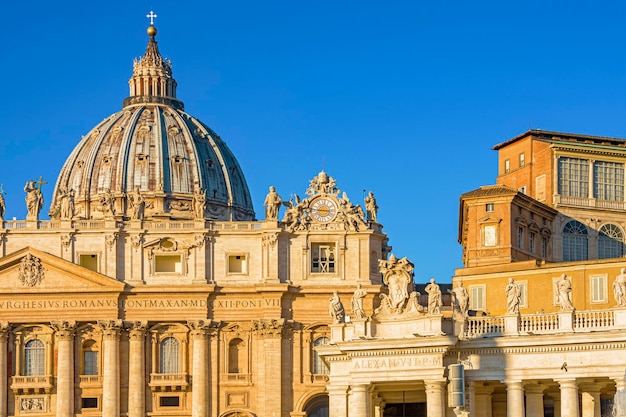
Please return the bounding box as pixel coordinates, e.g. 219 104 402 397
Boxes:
10 375 54 394
148 373 189 391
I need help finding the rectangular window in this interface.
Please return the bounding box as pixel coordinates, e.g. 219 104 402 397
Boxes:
79 254 98 272
83 351 98 375
485 203 494 212
593 161 624 202
504 159 510 173
155 255 182 273
228 255 248 274
160 396 180 407
529 232 536 254
81 398 98 409
591 275 608 303
517 227 524 249
519 153 525 167
469 286 485 311
311 243 336 273
541 237 548 258
558 157 589 198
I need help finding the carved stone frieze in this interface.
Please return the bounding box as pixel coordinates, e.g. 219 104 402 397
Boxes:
20 397 45 412
18 254 45 287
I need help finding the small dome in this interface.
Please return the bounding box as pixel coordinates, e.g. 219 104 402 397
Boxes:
51 26 255 221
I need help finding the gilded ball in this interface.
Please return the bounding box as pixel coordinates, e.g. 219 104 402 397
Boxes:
147 26 157 37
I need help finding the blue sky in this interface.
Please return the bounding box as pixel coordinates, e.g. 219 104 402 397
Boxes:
2 1 626 282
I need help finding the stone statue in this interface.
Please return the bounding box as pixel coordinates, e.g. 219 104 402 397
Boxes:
365 191 378 223
351 284 367 319
24 179 44 220
329 291 345 324
59 187 75 220
264 186 282 220
193 188 206 219
0 186 5 222
425 278 442 314
128 186 145 220
505 277 521 315
379 254 414 310
614 268 626 307
282 194 306 233
449 281 470 318
100 188 115 217
556 273 575 311
306 170 338 196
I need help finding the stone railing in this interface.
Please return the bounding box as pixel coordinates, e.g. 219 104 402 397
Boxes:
519 313 560 333
10 375 54 393
463 316 505 339
554 194 626 211
213 222 262 231
574 309 614 330
148 373 189 390
220 373 252 385
144 221 198 231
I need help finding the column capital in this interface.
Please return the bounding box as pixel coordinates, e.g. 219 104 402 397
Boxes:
471 381 494 395
252 319 287 338
187 320 213 338
523 383 547 394
504 380 524 390
556 378 578 389
126 321 148 340
424 380 446 391
0 322 10 342
51 321 76 340
97 319 122 339
350 383 369 393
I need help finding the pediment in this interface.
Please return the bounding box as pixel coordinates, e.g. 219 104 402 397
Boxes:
0 247 125 293
478 215 502 224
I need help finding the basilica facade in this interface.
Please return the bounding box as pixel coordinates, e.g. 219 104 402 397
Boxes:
3 18 626 417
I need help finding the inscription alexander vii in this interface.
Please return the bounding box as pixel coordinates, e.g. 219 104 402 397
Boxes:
353 356 441 370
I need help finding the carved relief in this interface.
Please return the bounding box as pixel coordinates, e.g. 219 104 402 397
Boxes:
375 255 425 318
20 397 45 412
261 234 278 248
130 235 143 251
105 233 118 251
60 234 72 251
19 254 45 287
169 200 191 211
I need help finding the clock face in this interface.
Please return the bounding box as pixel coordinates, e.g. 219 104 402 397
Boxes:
311 198 337 223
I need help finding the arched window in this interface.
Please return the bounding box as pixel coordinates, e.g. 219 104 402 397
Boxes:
305 395 330 417
313 337 329 375
228 338 245 374
82 340 98 375
24 340 45 376
563 220 588 261
159 337 180 374
598 223 624 259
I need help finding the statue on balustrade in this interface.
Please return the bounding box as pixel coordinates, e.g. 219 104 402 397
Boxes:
24 179 45 221
329 291 345 324
365 191 378 223
128 186 145 220
448 281 469 319
425 278 442 315
351 284 367 319
556 274 575 311
264 186 282 221
193 188 207 219
0 185 5 222
100 188 116 217
613 268 626 307
505 277 521 315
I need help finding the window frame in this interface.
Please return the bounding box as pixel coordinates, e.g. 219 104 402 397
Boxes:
78 253 100 273
24 339 45 376
159 337 180 375
226 253 249 275
590 274 608 303
310 242 337 274
469 285 486 311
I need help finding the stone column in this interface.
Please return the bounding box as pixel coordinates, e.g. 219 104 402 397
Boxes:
349 384 370 417
188 321 210 417
614 377 626 417
579 384 601 417
425 380 445 417
505 380 524 417
558 379 580 417
524 383 546 417
254 319 286 417
0 324 10 417
328 385 349 417
52 321 75 417
470 382 493 417
99 320 122 417
127 321 147 417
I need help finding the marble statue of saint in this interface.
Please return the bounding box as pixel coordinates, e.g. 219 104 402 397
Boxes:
425 278 442 315
449 281 469 318
365 191 378 223
193 188 206 219
351 284 367 319
128 186 145 220
264 186 282 220
329 291 345 324
24 180 44 220
556 274 575 311
505 277 521 315
59 187 75 219
614 268 626 307
0 189 5 222
100 188 115 217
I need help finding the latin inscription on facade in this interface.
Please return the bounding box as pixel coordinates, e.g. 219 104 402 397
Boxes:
352 355 441 371
211 299 281 309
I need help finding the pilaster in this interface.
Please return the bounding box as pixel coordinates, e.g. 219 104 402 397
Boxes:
0 323 10 417
98 320 122 417
127 321 147 417
188 320 210 417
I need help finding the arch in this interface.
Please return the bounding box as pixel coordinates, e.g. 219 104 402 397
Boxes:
160 337 180 374
24 339 44 376
304 393 330 417
312 337 330 375
228 338 246 374
598 223 624 259
294 389 328 414
219 409 256 417
562 220 588 261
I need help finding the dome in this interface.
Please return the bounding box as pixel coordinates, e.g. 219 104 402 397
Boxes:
51 26 255 221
